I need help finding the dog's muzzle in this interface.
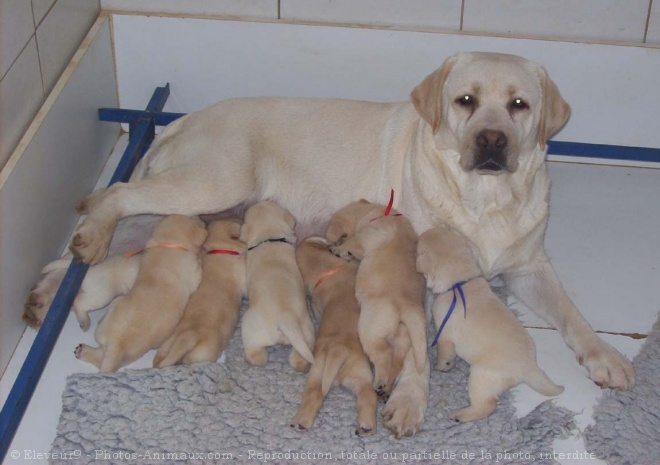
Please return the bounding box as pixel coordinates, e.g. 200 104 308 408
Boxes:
473 129 508 173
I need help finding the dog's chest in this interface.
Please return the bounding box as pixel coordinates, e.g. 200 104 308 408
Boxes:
458 203 547 278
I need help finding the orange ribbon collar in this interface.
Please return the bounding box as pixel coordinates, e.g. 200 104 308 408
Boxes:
313 265 346 289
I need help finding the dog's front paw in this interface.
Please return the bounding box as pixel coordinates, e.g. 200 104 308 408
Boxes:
74 344 85 359
329 245 354 261
578 340 635 390
70 218 112 265
382 390 426 438
289 417 312 431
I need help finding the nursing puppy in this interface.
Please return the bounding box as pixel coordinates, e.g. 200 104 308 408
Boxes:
75 215 206 372
291 237 377 436
328 199 427 399
28 253 140 331
240 201 315 371
153 219 246 367
417 224 563 422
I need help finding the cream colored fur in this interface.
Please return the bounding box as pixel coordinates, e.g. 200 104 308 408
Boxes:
240 201 316 372
328 200 427 401
291 237 377 436
417 225 563 422
75 215 206 373
64 51 633 436
154 219 246 367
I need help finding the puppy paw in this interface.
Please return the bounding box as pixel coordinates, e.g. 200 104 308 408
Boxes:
382 392 426 438
244 348 268 366
448 406 490 423
355 424 374 437
578 340 635 390
289 416 312 431
329 245 354 261
74 344 85 359
69 218 112 265
435 358 456 372
22 266 68 328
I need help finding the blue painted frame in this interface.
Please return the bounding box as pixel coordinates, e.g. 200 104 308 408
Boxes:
2 83 660 462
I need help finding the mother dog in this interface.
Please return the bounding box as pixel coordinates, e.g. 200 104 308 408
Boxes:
69 52 634 437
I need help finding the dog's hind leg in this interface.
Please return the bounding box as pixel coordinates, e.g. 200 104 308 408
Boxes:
449 366 504 422
385 324 412 398
290 363 325 431
74 344 103 369
71 166 256 264
344 360 378 437
435 338 457 371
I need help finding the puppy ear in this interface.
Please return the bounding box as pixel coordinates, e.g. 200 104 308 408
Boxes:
358 199 370 204
284 209 297 230
537 66 571 146
415 251 432 275
411 55 457 133
239 223 251 243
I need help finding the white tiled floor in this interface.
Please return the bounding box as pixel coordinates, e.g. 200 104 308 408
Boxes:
1 136 658 464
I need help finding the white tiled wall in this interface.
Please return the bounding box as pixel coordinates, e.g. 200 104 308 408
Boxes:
280 0 462 31
98 0 659 47
462 0 650 43
0 0 100 171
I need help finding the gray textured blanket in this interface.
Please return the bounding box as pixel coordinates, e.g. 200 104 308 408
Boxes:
584 312 660 465
51 314 575 465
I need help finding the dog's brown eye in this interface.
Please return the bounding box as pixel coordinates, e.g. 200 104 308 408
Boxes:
509 98 529 111
456 95 476 107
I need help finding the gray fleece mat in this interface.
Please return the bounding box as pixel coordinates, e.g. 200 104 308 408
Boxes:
50 309 575 465
584 312 660 465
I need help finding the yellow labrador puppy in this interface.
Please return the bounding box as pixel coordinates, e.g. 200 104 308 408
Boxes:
291 237 377 436
417 224 563 422
66 51 633 436
328 198 427 400
240 201 315 371
31 253 140 331
153 219 246 367
75 215 206 372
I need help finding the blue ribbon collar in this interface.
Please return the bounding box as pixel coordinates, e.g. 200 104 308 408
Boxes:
430 280 468 347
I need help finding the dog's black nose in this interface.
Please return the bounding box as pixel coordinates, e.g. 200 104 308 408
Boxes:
476 130 507 154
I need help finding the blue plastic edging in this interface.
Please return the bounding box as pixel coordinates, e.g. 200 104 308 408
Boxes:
0 84 173 463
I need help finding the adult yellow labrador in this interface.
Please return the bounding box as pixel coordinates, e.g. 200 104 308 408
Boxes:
69 52 634 436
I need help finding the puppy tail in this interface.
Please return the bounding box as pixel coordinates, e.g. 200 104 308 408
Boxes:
153 332 196 368
279 314 315 365
401 307 428 374
526 367 564 397
321 347 348 396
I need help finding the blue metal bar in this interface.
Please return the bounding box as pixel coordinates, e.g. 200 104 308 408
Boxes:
99 109 185 127
548 140 660 163
0 84 173 463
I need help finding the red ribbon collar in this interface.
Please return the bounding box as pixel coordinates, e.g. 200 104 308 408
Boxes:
207 249 241 256
370 189 402 223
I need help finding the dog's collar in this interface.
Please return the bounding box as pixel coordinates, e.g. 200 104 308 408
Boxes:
124 243 190 258
313 264 346 290
369 189 403 223
207 249 242 256
247 237 294 251
430 275 481 347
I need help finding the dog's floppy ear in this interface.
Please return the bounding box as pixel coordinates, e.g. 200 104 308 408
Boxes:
415 250 433 275
411 55 458 133
537 67 571 146
283 208 297 230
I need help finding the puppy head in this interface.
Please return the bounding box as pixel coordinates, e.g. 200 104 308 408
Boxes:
204 218 246 254
417 225 481 292
240 200 297 246
326 199 384 244
149 215 207 251
411 52 570 175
